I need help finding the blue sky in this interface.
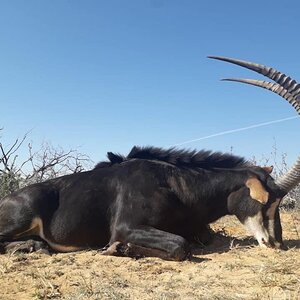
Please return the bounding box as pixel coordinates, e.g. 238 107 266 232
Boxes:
1 1 300 167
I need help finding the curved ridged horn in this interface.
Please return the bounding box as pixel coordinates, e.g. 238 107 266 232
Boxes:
222 78 300 114
209 56 300 193
208 56 300 100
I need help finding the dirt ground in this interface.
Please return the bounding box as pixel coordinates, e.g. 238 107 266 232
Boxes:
0 211 299 300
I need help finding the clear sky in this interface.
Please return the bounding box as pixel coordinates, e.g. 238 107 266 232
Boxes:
1 1 300 167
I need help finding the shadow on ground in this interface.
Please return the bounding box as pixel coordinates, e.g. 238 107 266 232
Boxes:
285 239 300 249
2 231 299 261
191 231 256 256
192 231 300 256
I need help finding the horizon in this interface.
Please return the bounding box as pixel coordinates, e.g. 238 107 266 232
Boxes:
1 1 300 169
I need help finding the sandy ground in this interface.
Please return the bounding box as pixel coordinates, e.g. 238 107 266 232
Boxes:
0 211 299 300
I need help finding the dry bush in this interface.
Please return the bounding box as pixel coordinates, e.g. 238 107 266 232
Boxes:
0 130 92 198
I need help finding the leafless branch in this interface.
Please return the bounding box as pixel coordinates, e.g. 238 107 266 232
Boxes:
0 133 92 198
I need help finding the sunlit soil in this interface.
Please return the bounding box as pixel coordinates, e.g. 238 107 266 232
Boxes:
0 211 299 300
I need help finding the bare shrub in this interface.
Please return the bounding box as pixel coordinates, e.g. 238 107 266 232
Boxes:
0 131 92 198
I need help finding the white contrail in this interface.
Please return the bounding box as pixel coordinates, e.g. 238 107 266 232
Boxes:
171 116 298 147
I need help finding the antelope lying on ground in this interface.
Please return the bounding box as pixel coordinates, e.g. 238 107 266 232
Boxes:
0 57 298 260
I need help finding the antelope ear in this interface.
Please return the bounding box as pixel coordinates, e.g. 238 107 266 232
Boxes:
245 177 269 204
262 166 273 174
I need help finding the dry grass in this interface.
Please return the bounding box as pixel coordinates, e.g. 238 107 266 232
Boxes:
0 211 299 300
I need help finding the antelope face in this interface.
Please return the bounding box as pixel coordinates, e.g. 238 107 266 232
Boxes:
228 167 286 249
210 55 300 248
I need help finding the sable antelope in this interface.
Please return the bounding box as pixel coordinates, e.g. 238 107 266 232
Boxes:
0 57 298 260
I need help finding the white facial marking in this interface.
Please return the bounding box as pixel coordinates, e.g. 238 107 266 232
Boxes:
243 212 270 247
266 198 281 219
268 219 275 239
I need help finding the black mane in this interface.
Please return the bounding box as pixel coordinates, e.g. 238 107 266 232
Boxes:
94 146 250 170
